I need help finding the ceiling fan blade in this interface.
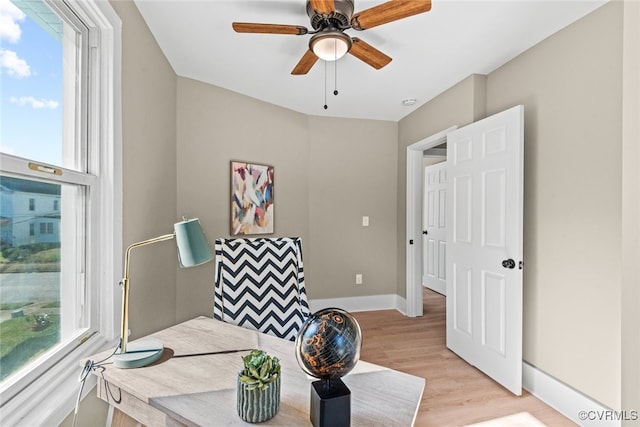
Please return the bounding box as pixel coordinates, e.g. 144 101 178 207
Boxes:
291 49 319 75
309 0 336 14
232 22 308 35
351 0 431 30
349 38 392 69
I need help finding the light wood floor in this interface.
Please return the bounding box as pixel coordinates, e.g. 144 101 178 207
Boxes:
352 289 576 427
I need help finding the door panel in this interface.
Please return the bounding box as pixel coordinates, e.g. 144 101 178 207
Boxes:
453 175 472 244
453 263 472 336
483 170 506 248
438 241 446 281
481 271 506 355
446 105 524 396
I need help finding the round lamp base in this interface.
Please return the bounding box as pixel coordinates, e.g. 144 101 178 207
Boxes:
113 339 164 369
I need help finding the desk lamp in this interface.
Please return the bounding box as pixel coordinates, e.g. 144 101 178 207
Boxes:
114 218 213 368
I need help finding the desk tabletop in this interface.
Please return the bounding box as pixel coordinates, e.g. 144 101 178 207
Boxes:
90 316 424 426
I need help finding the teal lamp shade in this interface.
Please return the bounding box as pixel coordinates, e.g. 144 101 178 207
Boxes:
174 218 213 267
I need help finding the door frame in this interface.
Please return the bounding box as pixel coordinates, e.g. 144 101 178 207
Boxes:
406 126 456 317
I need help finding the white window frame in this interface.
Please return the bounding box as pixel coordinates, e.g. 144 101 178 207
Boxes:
0 1 121 425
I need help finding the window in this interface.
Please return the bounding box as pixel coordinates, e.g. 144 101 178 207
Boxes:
0 0 121 424
36 221 55 235
1 0 85 382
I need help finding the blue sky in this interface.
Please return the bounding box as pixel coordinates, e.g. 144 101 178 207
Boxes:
1 0 62 166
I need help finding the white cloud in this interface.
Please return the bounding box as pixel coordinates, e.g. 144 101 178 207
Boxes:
0 0 25 43
10 96 59 109
0 48 31 78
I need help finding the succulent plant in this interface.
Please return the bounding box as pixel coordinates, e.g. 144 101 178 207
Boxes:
239 349 281 391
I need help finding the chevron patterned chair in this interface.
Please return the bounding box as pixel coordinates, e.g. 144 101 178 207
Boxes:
213 237 311 341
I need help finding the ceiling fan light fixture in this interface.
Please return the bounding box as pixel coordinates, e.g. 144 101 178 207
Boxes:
310 31 352 61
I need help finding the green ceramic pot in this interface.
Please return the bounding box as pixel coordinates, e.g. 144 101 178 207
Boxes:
236 373 281 423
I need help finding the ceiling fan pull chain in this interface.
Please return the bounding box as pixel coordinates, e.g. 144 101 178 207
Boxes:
323 60 328 110
333 40 339 96
334 59 339 96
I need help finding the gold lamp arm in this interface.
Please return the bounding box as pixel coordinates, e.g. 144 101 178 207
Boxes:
119 233 175 354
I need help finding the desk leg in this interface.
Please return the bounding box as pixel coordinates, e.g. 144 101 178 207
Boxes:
110 407 142 427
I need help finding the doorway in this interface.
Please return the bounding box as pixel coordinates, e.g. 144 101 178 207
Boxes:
406 106 525 395
405 126 456 317
422 156 447 295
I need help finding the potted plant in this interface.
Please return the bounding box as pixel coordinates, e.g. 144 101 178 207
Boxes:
237 349 281 422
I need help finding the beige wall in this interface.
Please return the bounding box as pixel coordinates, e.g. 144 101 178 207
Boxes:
175 78 398 320
112 0 178 341
175 78 310 321
396 1 624 411
307 116 398 299
486 2 623 408
60 391 108 427
621 1 640 422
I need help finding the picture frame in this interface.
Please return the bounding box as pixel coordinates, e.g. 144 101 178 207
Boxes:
230 161 274 236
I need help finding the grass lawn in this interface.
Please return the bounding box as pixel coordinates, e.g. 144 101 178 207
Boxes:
0 314 60 380
0 245 60 273
0 302 33 311
1 314 59 358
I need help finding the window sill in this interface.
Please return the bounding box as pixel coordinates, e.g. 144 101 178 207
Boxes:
0 334 116 426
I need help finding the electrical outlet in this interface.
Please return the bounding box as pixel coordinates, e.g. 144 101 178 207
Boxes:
355 274 363 285
362 216 369 227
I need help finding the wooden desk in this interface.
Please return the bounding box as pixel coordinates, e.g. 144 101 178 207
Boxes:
90 316 424 426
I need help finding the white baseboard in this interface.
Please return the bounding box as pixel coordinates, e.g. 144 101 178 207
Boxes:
309 294 406 314
523 362 626 427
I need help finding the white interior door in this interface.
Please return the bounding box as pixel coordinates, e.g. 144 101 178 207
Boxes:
423 162 447 295
445 105 524 395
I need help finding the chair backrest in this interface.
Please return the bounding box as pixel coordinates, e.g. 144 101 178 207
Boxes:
213 237 310 341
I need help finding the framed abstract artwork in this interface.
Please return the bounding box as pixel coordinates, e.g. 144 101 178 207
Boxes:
230 161 274 235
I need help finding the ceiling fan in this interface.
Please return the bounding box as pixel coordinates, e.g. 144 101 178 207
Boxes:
232 0 432 75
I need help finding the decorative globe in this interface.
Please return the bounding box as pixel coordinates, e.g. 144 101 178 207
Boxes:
295 308 363 380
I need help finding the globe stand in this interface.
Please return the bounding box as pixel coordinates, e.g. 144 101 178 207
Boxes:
310 378 351 427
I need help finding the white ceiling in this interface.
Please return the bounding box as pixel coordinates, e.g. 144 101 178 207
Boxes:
133 0 607 122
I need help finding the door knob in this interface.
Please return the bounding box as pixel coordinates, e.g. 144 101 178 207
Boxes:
502 259 516 269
